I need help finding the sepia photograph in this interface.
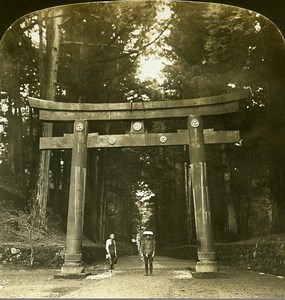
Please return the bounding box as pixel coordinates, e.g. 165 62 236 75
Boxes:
0 0 284 298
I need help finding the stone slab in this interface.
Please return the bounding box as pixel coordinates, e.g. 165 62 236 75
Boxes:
54 272 92 279
191 271 227 279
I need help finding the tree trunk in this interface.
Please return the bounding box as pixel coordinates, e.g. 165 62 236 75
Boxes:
4 47 24 187
83 150 98 242
33 10 62 228
266 79 285 232
222 145 238 241
98 150 108 243
8 108 23 180
50 150 61 215
174 160 187 245
61 149 71 230
0 51 3 94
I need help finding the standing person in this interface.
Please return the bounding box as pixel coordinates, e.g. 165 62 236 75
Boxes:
105 233 117 272
140 230 155 276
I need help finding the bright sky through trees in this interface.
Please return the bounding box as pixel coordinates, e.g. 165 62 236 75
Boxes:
133 2 174 229
135 1 173 84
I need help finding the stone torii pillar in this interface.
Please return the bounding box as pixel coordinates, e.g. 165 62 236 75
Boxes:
61 120 88 275
187 115 218 273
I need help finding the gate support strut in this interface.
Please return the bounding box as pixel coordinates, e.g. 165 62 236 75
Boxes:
187 115 218 273
61 120 88 275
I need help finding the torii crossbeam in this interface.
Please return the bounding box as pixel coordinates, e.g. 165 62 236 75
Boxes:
28 90 247 276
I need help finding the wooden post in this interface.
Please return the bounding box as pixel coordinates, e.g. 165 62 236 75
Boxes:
187 115 218 273
61 120 88 274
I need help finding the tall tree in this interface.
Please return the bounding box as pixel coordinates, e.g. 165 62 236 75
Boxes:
33 9 63 228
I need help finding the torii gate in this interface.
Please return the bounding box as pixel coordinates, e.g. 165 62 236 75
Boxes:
28 90 247 276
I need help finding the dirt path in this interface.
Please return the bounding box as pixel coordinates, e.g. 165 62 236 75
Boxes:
0 255 284 298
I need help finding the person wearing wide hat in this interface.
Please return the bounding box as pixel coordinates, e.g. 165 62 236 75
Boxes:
140 230 155 276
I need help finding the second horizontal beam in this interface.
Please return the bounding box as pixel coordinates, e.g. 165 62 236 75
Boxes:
39 130 240 149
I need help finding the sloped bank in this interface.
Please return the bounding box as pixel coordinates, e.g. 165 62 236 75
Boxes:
158 241 285 276
0 241 137 268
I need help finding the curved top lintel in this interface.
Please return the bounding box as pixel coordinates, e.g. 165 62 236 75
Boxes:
28 90 248 112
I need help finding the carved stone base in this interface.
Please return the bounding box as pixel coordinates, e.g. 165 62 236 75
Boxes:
54 263 90 279
54 272 91 279
195 251 218 273
191 271 220 279
195 260 218 273
60 261 84 274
